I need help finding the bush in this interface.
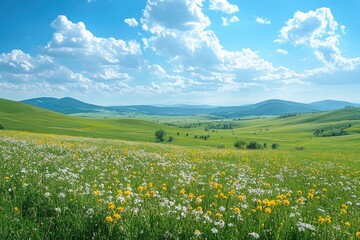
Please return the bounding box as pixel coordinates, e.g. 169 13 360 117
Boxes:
234 140 246 149
295 146 304 150
246 141 263 150
0 124 4 130
155 129 166 142
271 143 279 149
168 136 174 142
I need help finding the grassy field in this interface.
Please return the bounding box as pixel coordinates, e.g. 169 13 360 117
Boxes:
1 98 360 152
0 131 359 239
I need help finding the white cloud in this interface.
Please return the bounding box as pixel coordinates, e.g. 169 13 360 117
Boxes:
222 16 239 26
276 7 360 70
255 17 271 25
209 0 239 14
141 0 210 33
276 49 288 55
124 18 138 27
46 15 143 68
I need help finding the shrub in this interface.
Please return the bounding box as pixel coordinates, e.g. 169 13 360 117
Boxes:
155 129 166 142
234 140 246 149
168 136 174 142
246 141 263 150
0 124 4 130
271 143 279 149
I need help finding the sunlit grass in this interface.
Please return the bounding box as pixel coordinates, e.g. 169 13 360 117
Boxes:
0 131 359 239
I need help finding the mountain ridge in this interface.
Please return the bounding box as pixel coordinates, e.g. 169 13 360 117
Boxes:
20 97 360 117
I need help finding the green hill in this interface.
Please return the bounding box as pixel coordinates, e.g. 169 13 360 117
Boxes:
1 98 360 152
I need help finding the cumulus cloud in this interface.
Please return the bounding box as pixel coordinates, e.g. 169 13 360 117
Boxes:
255 17 271 25
276 7 360 70
141 0 210 33
276 49 288 55
222 16 239 26
209 0 239 14
46 15 143 68
124 18 138 27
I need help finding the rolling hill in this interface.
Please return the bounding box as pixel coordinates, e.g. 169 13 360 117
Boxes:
2 98 360 152
20 97 359 117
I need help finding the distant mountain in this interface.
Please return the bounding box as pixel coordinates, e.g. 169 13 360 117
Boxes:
21 97 106 114
20 97 359 117
211 99 320 117
310 100 360 111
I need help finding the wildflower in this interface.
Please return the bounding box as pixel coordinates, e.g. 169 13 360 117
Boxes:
58 192 65 198
55 207 61 213
211 228 219 234
344 221 351 228
188 193 195 199
144 192 151 198
194 229 201 236
325 215 331 223
256 206 262 211
206 211 212 215
237 194 245 201
108 201 115 211
318 216 325 224
296 190 302 195
356 232 360 238
113 213 121 220
117 207 124 212
233 207 241 214
106 216 113 223
14 207 20 215
124 190 131 196
215 213 223 219
180 188 186 194
45 192 51 198
283 200 290 206
248 232 260 239
3 176 10 181
265 207 272 214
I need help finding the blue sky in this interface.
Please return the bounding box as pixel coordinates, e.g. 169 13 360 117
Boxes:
1 0 359 105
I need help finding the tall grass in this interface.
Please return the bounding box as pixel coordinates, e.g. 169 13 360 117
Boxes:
0 131 359 239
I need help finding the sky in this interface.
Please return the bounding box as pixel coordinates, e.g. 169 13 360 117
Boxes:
0 0 360 106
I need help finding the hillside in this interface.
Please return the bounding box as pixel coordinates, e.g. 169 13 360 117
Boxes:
2 98 360 152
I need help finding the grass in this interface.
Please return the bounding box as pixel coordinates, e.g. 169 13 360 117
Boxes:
2 99 360 152
0 130 359 239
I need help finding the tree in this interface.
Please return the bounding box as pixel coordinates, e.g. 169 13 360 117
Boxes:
271 143 279 149
246 141 263 149
155 129 166 142
234 140 246 149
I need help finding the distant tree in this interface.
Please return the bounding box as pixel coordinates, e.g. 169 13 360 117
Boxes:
246 141 263 150
271 143 279 149
186 133 189 136
177 132 180 135
168 136 174 142
263 143 267 148
155 129 166 142
0 124 4 130
234 140 246 149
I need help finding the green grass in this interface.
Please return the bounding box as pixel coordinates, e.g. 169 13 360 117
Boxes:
1 98 360 152
0 131 359 239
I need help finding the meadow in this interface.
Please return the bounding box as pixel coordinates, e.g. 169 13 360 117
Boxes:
1 130 359 239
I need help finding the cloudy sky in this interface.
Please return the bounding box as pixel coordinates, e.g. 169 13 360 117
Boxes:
1 0 359 105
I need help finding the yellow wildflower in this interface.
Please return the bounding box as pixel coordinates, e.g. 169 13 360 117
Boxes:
113 213 121 220
345 222 351 228
265 207 271 214
106 216 113 223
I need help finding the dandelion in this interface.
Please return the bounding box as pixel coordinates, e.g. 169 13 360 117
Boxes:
194 229 201 236
13 207 19 215
108 201 115 210
113 213 121 220
233 207 241 214
356 232 360 238
180 188 186 194
344 221 351 228
265 207 271 214
106 216 113 223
